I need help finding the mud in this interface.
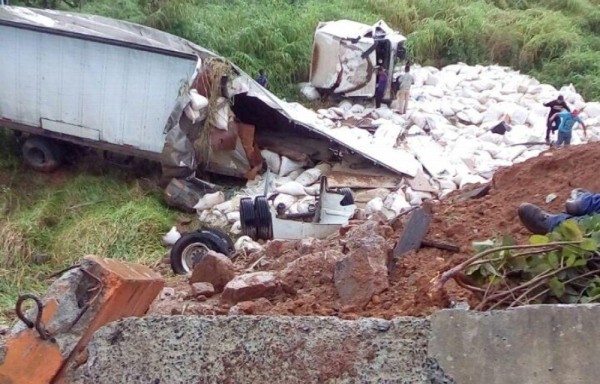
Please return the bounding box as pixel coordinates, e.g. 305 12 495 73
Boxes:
151 143 600 319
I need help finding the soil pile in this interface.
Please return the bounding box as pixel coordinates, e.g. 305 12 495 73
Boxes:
151 143 600 319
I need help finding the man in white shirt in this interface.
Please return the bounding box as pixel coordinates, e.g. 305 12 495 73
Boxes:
396 63 415 114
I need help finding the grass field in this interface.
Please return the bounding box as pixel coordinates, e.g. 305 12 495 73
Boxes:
3 0 600 323
0 132 176 323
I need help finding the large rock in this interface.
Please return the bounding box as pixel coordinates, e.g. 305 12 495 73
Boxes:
189 251 236 292
69 316 430 384
221 271 280 304
334 222 390 308
278 250 344 290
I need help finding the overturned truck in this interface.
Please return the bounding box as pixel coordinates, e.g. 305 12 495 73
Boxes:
0 7 419 194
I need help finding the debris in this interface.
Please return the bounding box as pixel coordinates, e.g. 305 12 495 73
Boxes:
189 251 236 292
162 226 182 246
194 191 225 211
391 206 433 268
545 193 558 203
191 282 215 298
0 256 164 383
457 184 491 201
160 287 176 299
164 178 217 213
234 236 263 253
221 271 280 304
420 239 460 253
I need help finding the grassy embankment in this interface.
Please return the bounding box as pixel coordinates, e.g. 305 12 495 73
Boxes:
2 0 600 322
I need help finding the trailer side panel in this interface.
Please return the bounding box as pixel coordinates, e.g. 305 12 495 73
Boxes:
0 24 196 155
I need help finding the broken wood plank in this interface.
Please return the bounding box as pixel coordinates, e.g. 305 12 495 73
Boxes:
389 206 432 271
420 239 460 253
457 184 490 201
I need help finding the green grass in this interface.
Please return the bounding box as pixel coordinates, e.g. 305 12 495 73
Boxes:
13 0 600 99
0 131 175 324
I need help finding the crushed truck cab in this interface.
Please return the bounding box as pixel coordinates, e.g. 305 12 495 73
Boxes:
309 19 407 100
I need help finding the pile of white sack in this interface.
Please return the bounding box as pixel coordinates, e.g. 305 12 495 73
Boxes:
192 63 600 238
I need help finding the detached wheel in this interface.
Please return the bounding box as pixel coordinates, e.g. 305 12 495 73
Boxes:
254 196 273 240
170 229 234 275
22 136 63 173
203 227 235 254
240 198 257 240
339 188 354 206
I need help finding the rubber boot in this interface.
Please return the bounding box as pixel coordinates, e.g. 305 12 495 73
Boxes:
517 203 554 235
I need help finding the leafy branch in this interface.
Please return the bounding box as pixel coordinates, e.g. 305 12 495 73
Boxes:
434 216 600 310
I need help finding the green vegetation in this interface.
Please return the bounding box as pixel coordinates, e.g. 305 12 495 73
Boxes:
14 0 600 99
441 219 600 309
0 131 175 323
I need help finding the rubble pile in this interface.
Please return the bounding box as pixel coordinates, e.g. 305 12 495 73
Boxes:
192 63 600 235
152 143 600 319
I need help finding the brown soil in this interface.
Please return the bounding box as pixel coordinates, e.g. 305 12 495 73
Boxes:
151 143 600 319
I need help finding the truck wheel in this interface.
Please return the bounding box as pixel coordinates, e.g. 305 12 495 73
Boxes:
339 188 355 206
254 196 273 240
22 136 62 173
240 198 257 240
170 229 234 275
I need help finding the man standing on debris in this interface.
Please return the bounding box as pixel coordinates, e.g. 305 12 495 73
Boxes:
256 69 268 89
518 189 599 234
550 109 586 147
396 63 414 115
544 95 570 142
374 66 388 108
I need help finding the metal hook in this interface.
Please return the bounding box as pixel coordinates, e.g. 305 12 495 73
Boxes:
15 293 54 342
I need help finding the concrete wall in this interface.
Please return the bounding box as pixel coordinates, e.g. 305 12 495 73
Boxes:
70 305 600 384
429 305 600 384
70 316 432 384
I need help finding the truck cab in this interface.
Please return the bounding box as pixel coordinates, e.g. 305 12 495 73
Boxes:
309 19 407 101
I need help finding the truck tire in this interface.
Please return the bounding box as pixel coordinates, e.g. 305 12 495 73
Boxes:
254 196 273 240
22 136 62 173
170 229 234 275
240 198 257 240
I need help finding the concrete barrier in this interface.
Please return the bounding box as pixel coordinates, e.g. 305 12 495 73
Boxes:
69 305 600 383
429 305 600 384
69 316 431 384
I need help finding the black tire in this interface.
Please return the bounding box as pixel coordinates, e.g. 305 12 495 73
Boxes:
254 196 273 240
22 136 63 173
240 198 257 240
339 188 355 206
202 227 235 255
170 229 234 275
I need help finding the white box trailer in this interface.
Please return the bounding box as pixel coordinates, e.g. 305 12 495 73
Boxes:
0 6 199 170
0 6 420 181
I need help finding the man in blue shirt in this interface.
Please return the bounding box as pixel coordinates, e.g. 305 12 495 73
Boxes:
256 69 268 88
374 67 388 108
550 109 587 146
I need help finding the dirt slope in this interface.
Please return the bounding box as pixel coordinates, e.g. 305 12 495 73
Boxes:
152 143 600 319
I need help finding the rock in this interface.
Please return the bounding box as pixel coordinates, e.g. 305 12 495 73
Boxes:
221 271 280 304
264 239 298 258
296 238 323 256
189 251 236 292
334 222 389 308
191 282 215 298
159 287 176 300
278 250 344 290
